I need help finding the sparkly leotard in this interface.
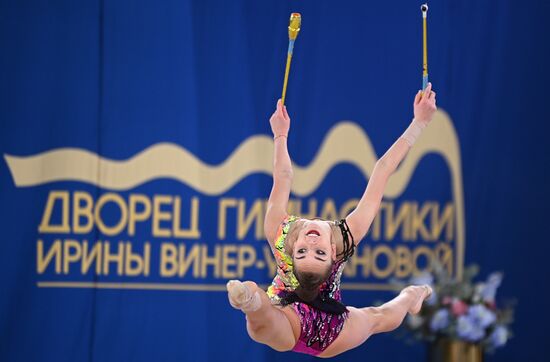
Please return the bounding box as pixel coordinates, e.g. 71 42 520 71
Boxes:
267 215 349 356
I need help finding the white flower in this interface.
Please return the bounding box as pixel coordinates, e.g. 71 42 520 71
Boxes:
407 314 424 329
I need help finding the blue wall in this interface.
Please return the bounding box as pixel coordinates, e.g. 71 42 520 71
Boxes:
1 1 549 361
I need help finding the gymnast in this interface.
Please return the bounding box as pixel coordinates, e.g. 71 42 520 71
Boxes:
227 83 437 357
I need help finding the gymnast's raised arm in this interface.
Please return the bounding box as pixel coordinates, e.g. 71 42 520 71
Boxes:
264 99 292 245
345 83 438 243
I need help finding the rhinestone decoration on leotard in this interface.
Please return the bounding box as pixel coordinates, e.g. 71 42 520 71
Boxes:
294 302 347 351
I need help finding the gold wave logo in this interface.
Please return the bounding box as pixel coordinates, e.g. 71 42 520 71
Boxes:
4 110 464 277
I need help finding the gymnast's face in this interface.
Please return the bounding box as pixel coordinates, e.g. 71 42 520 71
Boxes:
292 219 336 274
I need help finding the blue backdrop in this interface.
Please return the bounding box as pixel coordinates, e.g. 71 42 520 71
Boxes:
1 1 549 361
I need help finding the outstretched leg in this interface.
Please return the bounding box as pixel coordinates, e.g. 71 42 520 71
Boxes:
227 280 297 352
321 285 432 357
361 284 432 333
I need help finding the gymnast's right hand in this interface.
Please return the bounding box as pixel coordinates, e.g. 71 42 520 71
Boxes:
414 82 437 126
270 99 290 138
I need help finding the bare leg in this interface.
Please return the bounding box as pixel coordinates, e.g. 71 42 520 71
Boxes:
362 284 432 333
227 280 297 352
320 285 432 357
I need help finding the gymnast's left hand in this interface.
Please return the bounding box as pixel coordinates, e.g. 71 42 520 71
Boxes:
270 99 291 138
414 82 437 125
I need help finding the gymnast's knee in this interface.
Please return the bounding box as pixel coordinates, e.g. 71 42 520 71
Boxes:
245 321 275 345
360 306 397 334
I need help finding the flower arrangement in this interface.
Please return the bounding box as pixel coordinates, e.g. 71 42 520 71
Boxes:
396 264 514 352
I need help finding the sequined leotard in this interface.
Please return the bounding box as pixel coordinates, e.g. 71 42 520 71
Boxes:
267 216 349 356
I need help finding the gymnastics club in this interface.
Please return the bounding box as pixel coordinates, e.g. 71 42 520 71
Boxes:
421 4 429 91
281 13 301 106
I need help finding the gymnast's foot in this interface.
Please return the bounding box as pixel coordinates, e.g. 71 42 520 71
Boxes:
405 285 433 315
226 280 261 313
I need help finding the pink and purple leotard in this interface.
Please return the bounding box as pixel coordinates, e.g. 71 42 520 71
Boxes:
267 215 350 356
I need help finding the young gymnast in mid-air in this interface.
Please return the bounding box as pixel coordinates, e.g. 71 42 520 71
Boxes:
227 83 437 357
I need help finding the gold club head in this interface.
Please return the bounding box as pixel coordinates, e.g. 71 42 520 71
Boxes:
288 13 301 40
